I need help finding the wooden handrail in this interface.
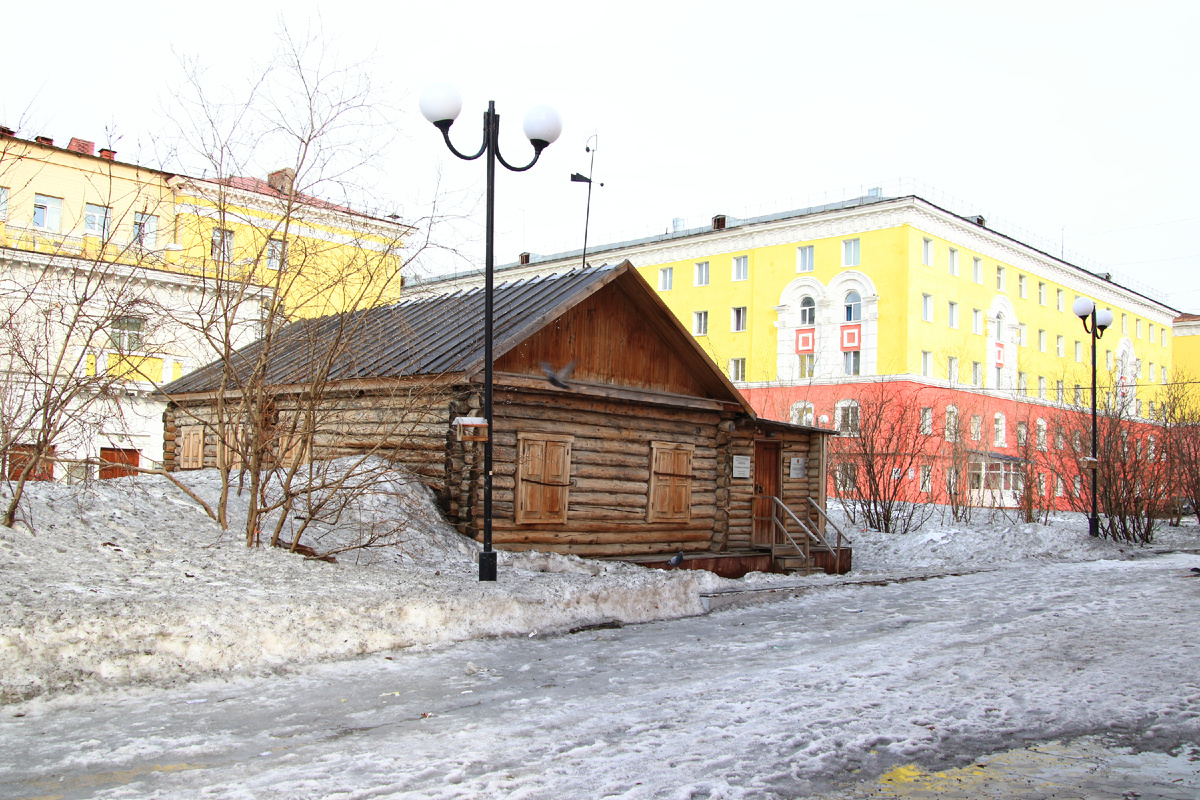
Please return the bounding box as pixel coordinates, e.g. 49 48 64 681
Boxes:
805 497 852 574
755 494 847 576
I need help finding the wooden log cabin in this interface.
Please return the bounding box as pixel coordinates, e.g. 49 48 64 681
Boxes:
161 262 850 576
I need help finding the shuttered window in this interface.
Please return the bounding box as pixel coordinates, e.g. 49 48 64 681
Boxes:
516 432 573 524
647 442 693 523
178 426 204 470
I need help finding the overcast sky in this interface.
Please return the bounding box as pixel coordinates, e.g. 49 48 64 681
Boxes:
7 1 1199 313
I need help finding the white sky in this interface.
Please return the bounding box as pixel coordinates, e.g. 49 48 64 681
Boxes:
7 1 1200 312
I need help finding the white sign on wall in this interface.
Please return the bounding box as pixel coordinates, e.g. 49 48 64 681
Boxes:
732 455 752 479
789 457 807 479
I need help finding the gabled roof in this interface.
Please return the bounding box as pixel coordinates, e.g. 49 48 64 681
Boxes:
164 262 753 414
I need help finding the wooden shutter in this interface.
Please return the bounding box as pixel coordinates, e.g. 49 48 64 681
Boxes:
516 432 573 524
647 442 694 523
179 426 204 470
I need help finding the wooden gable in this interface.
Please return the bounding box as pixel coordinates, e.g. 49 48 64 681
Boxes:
494 267 741 404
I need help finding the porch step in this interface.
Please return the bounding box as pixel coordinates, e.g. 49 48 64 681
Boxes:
774 554 817 573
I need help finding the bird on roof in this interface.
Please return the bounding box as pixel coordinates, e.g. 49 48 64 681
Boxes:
540 359 576 390
667 552 684 568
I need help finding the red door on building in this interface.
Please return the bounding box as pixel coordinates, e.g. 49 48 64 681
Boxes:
752 440 781 548
99 448 140 479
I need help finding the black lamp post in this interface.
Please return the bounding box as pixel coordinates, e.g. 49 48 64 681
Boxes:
570 134 602 268
1072 296 1114 538
420 84 562 581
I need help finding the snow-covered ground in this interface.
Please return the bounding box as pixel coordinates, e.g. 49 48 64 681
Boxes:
2 459 1198 706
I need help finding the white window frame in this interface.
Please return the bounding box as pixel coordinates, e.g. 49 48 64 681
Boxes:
842 238 860 267
692 310 708 336
844 350 861 376
84 203 111 238
947 301 958 329
731 255 748 282
972 257 982 284
0 186 9 220
729 358 746 382
731 306 747 332
1075 340 1083 362
948 247 958 276
996 266 1006 292
921 350 932 377
32 193 63 232
211 227 234 262
659 266 673 291
1056 335 1064 358
1038 282 1046 305
1038 329 1047 352
836 400 861 436
922 293 933 322
1018 274 1027 299
1018 323 1027 346
947 356 958 384
922 238 933 266
1056 288 1064 312
694 261 709 286
972 308 983 335
266 238 287 271
133 212 158 248
972 361 982 387
796 245 814 273
1038 376 1045 398
920 406 933 435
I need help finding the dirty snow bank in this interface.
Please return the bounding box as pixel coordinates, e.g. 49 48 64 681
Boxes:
0 461 704 703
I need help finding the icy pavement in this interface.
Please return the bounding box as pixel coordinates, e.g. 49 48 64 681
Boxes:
3 555 1198 799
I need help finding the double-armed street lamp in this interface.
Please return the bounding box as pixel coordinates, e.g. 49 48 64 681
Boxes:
419 84 562 581
1072 297 1114 538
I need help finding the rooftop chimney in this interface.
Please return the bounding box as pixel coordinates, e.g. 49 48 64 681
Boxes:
35 135 54 147
99 148 116 161
712 214 726 231
267 168 296 195
519 252 531 266
67 138 95 156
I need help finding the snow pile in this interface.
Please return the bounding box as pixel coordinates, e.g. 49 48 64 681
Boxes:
0 461 704 703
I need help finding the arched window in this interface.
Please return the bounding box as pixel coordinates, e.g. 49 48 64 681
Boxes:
844 291 862 322
835 399 861 436
789 401 815 427
799 296 816 326
993 412 1006 446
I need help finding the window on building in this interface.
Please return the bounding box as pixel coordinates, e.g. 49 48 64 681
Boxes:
133 212 158 248
970 414 983 441
1149 361 1155 383
921 351 932 377
694 261 709 286
1136 319 1142 338
84 203 112 238
1073 385 1082 405
1017 421 1028 446
1075 340 1083 362
1038 282 1046 305
1162 365 1168 384
922 293 933 322
922 238 933 266
798 353 815 378
32 193 63 231
1121 313 1128 334
1018 274 1027 299
798 296 816 326
1018 323 1027 346
920 406 933 435
731 306 747 332
516 432 574 524
1056 335 1064 357
920 465 932 493
789 402 815 426
835 462 858 495
1038 376 1046 398
972 308 983 335
266 238 287 271
837 400 861 436
0 186 8 219
1056 288 1064 312
948 301 959 329
844 291 862 322
993 413 1007 446
945 405 959 441
972 361 982 386
1056 380 1064 403
1036 419 1048 451
732 255 748 281
1149 323 1156 344
110 317 144 352
843 238 860 267
996 266 1006 292
211 228 234 262
1106 350 1113 370
948 248 958 276
973 257 982 284
692 310 708 336
658 267 673 290
729 358 746 381
1018 371 1027 392
647 441 694 523
947 356 959 384
844 350 861 376
796 246 814 273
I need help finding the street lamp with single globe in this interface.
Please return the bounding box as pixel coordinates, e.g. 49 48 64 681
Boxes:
1073 296 1114 537
419 84 562 581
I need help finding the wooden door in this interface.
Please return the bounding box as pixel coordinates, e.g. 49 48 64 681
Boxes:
99 447 139 479
752 440 780 548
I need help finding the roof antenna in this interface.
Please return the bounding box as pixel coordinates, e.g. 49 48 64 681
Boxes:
570 133 603 269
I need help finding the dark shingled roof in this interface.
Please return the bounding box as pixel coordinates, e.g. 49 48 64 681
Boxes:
165 264 631 395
